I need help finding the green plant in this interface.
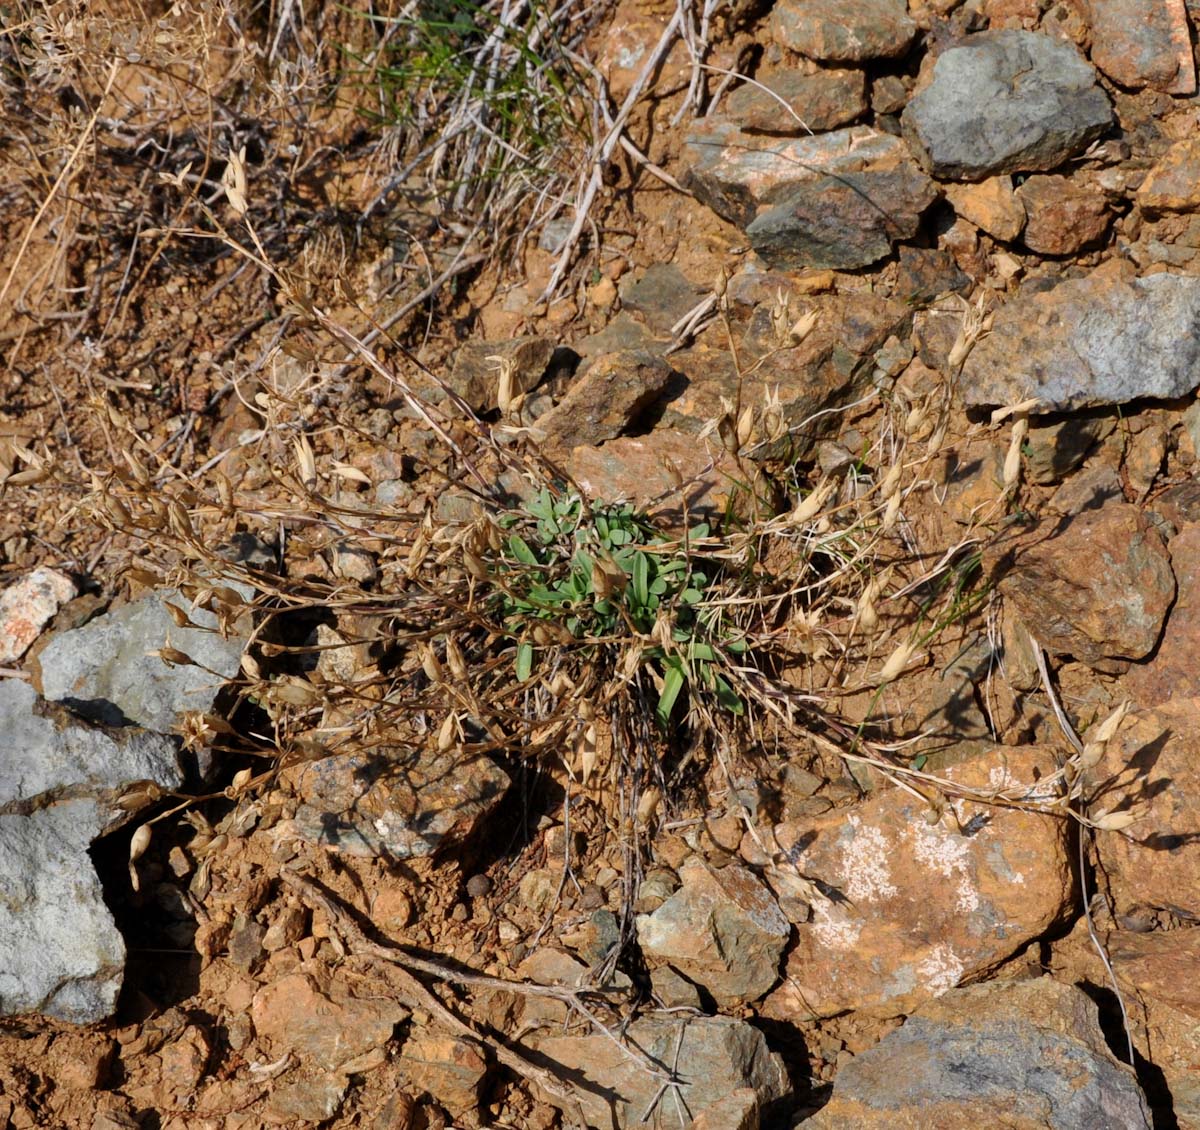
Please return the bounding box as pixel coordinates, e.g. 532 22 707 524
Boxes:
495 488 746 726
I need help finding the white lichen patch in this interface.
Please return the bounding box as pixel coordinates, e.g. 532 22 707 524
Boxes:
917 943 965 997
839 816 898 903
908 820 980 914
810 899 863 950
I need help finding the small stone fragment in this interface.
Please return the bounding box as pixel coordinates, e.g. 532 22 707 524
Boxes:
1016 175 1110 255
398 1028 488 1119
0 568 75 664
534 351 675 451
1086 0 1195 94
534 1015 789 1127
1137 137 1200 215
962 273 1200 411
944 177 1025 242
766 746 1072 1019
251 972 407 1070
289 748 508 858
265 1074 348 1124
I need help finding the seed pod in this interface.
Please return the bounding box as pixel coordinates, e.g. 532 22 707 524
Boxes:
128 823 152 892
462 549 488 581
1092 809 1138 832
230 768 253 793
240 652 263 681
879 462 903 501
157 646 197 668
875 638 917 684
445 636 467 681
420 644 443 684
167 498 193 539
880 491 903 533
438 711 457 751
103 494 132 529
788 308 819 344
636 786 662 826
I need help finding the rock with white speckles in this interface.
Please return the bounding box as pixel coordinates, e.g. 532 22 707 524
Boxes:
764 747 1072 1020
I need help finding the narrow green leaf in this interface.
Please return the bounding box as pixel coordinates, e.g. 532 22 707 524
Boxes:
689 522 710 539
516 641 534 682
632 551 650 607
656 661 686 726
714 675 744 715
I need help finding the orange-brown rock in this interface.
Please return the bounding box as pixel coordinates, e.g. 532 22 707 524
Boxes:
1017 175 1110 255
944 176 1025 241
765 746 1072 1019
1091 698 1200 919
1137 137 1200 214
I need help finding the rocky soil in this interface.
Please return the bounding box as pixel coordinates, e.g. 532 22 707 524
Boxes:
4 0 1200 1127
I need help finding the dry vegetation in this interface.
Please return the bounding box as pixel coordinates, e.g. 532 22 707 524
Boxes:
0 0 1141 1122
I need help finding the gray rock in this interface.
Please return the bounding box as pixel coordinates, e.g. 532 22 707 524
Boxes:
619 263 707 334
901 31 1113 181
1023 412 1116 484
289 747 509 858
0 680 182 1023
39 588 250 734
770 0 917 62
747 158 937 270
535 1014 790 1128
637 857 790 1007
683 122 918 229
962 274 1200 411
446 336 556 413
802 979 1151 1128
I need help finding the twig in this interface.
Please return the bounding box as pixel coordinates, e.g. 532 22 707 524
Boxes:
279 868 589 1127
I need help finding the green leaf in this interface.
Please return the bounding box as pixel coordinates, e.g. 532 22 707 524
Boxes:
689 522 710 539
508 535 538 566
632 552 650 607
714 675 744 715
911 753 927 771
688 642 715 662
516 641 534 682
649 576 668 596
680 588 702 604
608 528 631 546
656 660 686 726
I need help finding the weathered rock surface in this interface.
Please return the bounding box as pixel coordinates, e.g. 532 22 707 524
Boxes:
746 149 938 269
985 503 1174 669
1137 137 1200 215
0 679 182 1022
1086 0 1195 94
665 292 910 455
0 568 75 664
1016 175 1110 255
726 67 867 133
287 747 509 857
566 432 727 525
38 588 250 733
533 1015 790 1128
619 263 707 334
446 336 556 413
535 351 675 450
398 1028 488 1118
1023 412 1115 485
683 122 924 229
1125 524 1200 707
943 176 1025 241
962 274 1200 411
765 746 1072 1019
1092 698 1200 918
901 31 1113 180
251 972 407 1070
1111 927 1200 1128
802 979 1151 1128
636 857 790 1006
770 0 917 62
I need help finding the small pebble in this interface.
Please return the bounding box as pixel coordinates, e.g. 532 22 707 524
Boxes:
466 873 492 898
